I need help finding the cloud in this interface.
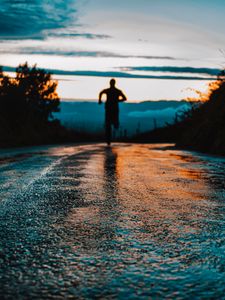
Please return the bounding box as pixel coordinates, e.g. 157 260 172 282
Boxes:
128 104 189 118
0 49 118 57
2 66 216 80
134 56 176 60
0 0 77 39
123 66 221 76
0 43 179 60
49 32 112 39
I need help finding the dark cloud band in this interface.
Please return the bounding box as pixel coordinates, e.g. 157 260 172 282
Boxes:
0 46 178 60
123 66 221 76
49 32 112 39
2 66 216 80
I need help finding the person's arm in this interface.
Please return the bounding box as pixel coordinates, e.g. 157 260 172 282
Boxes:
98 89 106 104
119 90 127 102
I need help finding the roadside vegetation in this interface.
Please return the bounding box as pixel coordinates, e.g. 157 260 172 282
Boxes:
176 70 225 154
0 63 97 147
134 70 225 155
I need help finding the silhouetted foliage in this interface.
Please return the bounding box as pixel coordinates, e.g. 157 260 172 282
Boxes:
132 69 225 155
0 63 64 146
176 70 225 154
0 63 107 147
0 62 59 123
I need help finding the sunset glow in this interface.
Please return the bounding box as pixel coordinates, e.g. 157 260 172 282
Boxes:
0 0 225 101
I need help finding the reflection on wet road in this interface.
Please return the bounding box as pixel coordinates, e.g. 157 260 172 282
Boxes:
1 143 225 299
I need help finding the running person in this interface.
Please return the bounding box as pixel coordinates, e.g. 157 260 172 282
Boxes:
99 79 127 145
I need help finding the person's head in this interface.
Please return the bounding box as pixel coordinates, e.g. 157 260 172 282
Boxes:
110 78 116 87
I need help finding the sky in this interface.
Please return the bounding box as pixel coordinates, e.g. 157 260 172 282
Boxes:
0 0 225 101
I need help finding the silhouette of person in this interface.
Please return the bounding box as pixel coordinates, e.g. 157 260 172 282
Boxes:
99 79 127 145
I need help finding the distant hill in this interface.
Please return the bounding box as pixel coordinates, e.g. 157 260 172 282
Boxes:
54 100 188 137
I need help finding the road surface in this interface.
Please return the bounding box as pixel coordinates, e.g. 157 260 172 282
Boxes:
0 143 225 299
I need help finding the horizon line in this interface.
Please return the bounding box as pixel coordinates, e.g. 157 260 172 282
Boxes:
60 98 187 103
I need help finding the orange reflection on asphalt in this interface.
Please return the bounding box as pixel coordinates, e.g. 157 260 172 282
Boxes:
63 144 213 250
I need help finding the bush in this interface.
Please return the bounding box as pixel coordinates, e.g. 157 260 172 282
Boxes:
0 63 61 146
177 70 225 154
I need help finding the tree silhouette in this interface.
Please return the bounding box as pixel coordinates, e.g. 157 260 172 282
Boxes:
16 63 59 123
0 63 59 124
176 69 225 153
0 63 61 145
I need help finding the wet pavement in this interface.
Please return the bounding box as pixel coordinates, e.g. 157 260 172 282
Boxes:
0 143 225 299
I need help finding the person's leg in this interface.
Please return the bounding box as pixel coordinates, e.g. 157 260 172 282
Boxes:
113 109 119 129
105 122 111 145
105 113 112 145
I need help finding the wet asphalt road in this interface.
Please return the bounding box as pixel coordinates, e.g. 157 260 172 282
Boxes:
1 143 225 299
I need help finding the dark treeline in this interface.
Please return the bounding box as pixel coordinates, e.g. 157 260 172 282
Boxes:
0 63 97 147
134 70 225 155
177 70 225 154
